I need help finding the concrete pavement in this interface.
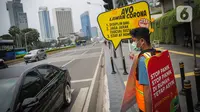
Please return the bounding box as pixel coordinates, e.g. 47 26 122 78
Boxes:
104 43 200 112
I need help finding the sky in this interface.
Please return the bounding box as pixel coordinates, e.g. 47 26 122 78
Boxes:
0 0 104 36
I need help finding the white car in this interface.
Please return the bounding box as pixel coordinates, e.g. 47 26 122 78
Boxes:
0 59 8 69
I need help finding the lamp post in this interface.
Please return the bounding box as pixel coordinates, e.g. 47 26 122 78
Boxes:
86 1 105 12
25 32 30 52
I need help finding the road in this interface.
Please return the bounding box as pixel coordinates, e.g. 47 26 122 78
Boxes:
11 43 103 112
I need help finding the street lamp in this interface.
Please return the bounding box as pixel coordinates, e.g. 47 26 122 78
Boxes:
86 1 105 12
25 32 30 53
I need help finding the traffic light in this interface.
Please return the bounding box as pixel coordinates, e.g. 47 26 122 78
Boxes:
103 0 113 10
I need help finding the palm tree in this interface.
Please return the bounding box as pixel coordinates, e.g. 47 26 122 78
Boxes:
116 0 135 7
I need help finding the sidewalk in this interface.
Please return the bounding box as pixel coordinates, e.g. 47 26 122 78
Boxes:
104 43 200 112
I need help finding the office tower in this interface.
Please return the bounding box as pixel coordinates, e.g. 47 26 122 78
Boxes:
6 0 28 30
52 8 74 38
91 27 99 38
51 26 56 40
80 11 92 39
38 7 52 42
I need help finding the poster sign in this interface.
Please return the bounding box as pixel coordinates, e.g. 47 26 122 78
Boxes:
97 2 152 49
145 50 180 112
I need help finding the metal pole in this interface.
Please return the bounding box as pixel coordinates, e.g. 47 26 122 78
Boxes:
184 80 194 112
25 33 28 52
190 22 197 68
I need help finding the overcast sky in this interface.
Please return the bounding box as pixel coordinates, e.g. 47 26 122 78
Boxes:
0 0 104 36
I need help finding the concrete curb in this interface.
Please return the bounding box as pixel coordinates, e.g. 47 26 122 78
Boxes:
103 74 110 112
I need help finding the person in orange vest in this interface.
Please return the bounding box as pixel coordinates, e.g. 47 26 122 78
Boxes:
129 27 160 112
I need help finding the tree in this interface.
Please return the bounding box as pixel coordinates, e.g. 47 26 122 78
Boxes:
0 34 13 40
8 26 20 46
21 28 40 47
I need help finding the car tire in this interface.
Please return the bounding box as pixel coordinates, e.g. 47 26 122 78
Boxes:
35 57 39 62
43 55 47 59
63 83 72 106
25 61 28 64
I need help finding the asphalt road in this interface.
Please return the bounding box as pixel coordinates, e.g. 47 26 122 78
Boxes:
10 43 103 112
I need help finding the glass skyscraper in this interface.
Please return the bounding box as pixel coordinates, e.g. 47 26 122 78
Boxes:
38 7 52 42
80 11 92 39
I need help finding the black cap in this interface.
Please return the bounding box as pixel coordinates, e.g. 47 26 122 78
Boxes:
130 27 150 39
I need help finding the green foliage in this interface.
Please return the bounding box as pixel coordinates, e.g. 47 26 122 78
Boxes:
16 54 26 59
21 28 40 47
9 26 20 37
151 2 200 44
116 0 134 7
0 34 13 40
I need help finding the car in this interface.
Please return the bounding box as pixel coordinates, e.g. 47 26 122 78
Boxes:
0 64 72 112
0 59 8 69
24 49 47 63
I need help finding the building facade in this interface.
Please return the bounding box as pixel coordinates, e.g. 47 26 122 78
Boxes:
91 27 98 38
38 7 52 42
51 26 56 40
52 8 74 38
6 0 28 30
80 11 92 39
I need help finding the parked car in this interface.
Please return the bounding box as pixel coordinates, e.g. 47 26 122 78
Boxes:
24 49 47 63
0 64 71 112
0 59 8 69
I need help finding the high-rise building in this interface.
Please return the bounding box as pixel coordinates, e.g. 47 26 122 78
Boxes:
52 8 74 38
51 26 56 39
38 7 52 42
91 27 98 38
80 11 92 39
6 0 28 30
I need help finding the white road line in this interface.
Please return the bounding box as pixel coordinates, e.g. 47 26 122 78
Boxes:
61 59 75 67
70 87 89 112
83 48 103 112
61 50 89 67
71 78 92 83
81 50 89 55
71 89 74 93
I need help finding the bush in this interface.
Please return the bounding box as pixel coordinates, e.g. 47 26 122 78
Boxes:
16 54 26 59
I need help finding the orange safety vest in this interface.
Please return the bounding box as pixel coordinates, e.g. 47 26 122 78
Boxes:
135 49 161 112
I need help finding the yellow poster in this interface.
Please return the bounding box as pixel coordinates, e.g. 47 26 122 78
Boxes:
97 2 152 49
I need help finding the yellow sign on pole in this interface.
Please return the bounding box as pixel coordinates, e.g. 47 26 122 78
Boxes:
97 2 152 49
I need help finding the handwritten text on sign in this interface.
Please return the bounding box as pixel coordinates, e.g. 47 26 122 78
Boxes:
97 2 151 49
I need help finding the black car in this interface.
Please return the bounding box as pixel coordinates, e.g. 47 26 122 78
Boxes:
0 59 8 69
0 64 72 112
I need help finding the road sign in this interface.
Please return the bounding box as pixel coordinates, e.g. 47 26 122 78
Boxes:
176 6 193 22
97 2 152 49
145 50 180 112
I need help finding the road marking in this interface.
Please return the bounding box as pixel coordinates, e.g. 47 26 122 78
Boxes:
156 48 200 58
81 50 89 55
61 59 75 67
124 72 194 86
83 48 103 112
61 50 89 67
71 87 89 112
71 89 74 93
71 78 93 83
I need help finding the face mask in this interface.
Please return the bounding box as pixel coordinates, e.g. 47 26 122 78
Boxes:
131 42 141 51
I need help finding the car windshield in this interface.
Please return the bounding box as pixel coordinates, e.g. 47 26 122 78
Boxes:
28 50 38 55
0 78 18 112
